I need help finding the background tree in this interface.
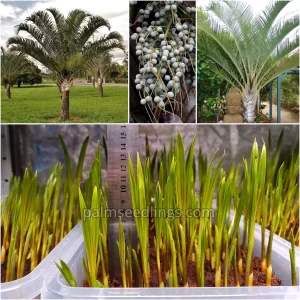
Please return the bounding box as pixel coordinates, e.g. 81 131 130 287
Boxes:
120 53 128 78
15 63 42 87
108 62 122 81
7 8 124 120
271 73 299 111
197 10 227 122
198 0 299 122
86 51 113 97
1 47 31 98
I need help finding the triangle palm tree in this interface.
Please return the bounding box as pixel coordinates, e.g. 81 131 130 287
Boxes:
1 47 32 99
85 50 113 98
198 0 299 122
7 8 124 120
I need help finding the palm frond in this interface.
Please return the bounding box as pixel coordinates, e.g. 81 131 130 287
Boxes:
24 10 57 38
1 47 33 85
207 61 242 93
83 32 124 60
46 8 65 28
14 23 51 55
208 1 254 74
201 37 245 90
8 8 125 85
65 9 90 39
7 36 58 72
256 37 299 87
253 15 299 77
77 16 111 48
254 0 291 37
198 16 246 83
259 53 299 90
267 15 299 56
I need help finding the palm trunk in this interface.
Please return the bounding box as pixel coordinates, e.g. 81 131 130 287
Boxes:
60 90 70 121
242 89 257 123
92 77 95 88
6 84 11 98
98 77 104 98
58 78 72 121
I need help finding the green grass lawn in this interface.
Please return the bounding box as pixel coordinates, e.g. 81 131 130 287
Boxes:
42 79 57 84
1 85 128 123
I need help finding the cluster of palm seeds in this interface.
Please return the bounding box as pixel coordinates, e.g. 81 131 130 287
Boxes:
131 1 196 112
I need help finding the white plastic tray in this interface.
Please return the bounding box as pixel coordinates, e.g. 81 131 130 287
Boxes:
41 221 300 299
0 222 83 299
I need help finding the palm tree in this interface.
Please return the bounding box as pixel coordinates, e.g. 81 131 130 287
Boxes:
86 51 113 97
1 47 31 98
7 8 124 120
198 1 299 122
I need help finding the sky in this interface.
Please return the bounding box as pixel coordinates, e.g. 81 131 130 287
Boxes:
0 0 128 66
199 0 299 18
199 0 299 44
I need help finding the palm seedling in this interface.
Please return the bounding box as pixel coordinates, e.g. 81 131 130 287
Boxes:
57 142 109 288
129 154 150 287
257 131 299 262
195 147 224 287
117 219 133 288
165 134 196 287
78 187 103 287
219 167 241 288
227 164 244 283
55 259 77 287
214 170 233 287
265 164 283 286
3 166 55 281
258 129 283 260
153 182 164 287
242 140 267 286
276 142 299 243
261 143 299 285
1 135 89 282
79 141 108 288
1 176 20 264
237 133 298 286
201 162 243 288
59 134 89 235
158 158 176 286
258 129 281 272
144 134 176 194
289 232 297 286
166 219 178 287
57 133 295 289
117 219 127 287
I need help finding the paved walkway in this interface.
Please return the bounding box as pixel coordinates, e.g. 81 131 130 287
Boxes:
262 102 299 123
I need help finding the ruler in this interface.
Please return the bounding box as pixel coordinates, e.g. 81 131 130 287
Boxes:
107 125 139 281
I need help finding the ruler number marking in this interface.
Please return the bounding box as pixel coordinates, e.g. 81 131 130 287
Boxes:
120 127 127 211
